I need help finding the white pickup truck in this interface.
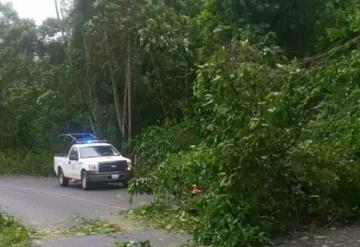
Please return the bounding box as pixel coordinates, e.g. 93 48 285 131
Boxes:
54 134 133 190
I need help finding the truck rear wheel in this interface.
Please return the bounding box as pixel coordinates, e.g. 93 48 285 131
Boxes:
58 168 69 187
81 170 91 190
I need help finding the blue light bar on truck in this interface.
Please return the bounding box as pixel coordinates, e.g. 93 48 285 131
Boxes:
75 139 108 144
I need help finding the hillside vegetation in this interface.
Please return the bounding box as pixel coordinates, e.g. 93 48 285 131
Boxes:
1 0 360 245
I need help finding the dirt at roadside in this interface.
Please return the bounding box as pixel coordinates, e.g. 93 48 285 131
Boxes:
277 227 360 247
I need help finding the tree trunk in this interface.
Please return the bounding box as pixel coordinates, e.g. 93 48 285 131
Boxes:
122 72 128 135
88 114 96 136
83 35 97 135
105 31 125 138
126 37 132 140
54 0 65 38
109 66 125 138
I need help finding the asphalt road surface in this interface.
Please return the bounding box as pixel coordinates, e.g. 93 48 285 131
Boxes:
0 176 188 247
2 176 359 247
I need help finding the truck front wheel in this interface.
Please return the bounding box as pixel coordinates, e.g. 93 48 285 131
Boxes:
81 170 91 190
58 168 69 187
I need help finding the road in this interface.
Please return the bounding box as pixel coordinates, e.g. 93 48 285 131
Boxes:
0 176 188 247
2 176 360 247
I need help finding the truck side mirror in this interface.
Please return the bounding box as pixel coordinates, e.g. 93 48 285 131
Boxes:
69 154 79 161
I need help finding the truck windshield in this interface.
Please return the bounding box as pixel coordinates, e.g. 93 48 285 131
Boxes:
79 146 120 159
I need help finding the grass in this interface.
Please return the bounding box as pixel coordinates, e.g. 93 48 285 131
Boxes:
0 213 29 247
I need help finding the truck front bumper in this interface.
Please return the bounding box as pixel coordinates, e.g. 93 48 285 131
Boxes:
86 171 133 183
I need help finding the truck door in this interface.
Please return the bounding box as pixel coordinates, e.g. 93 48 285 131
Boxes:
68 147 79 179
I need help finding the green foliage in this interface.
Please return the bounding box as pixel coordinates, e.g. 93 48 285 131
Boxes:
130 147 216 202
286 50 360 220
0 150 52 176
2 0 360 246
199 0 328 57
0 212 29 247
132 121 201 176
323 0 360 43
130 42 360 246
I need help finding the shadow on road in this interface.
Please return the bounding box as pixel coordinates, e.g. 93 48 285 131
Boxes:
67 182 127 191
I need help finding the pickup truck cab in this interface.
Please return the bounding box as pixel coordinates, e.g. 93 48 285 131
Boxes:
54 133 133 190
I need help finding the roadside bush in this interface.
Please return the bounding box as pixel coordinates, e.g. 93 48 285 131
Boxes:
131 45 300 245
133 121 201 176
129 147 216 201
0 150 53 176
0 212 29 246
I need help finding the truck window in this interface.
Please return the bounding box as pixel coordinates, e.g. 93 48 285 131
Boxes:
55 136 73 156
69 147 79 159
79 146 120 159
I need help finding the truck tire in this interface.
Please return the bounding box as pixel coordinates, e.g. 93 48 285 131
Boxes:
58 168 69 187
81 170 91 190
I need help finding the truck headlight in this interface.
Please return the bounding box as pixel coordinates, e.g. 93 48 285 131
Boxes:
88 165 97 171
127 162 133 171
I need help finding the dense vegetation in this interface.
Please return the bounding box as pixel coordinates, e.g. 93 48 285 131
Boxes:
0 212 29 246
1 0 360 245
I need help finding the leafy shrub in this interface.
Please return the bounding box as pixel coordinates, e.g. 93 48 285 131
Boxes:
284 50 360 221
133 121 201 176
132 43 301 245
0 212 29 246
129 147 216 200
130 46 360 246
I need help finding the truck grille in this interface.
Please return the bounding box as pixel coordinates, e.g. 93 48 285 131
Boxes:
99 161 128 173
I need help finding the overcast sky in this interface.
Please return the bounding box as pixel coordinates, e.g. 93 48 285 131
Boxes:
0 0 56 24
